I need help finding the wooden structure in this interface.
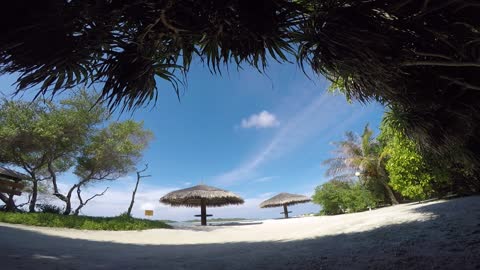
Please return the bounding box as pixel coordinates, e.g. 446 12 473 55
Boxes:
0 179 23 196
281 205 293 218
260 193 311 219
0 167 27 211
160 184 244 226
194 199 213 225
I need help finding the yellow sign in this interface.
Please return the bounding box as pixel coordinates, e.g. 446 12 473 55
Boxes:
144 210 154 216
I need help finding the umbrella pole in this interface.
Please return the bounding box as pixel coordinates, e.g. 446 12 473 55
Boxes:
201 199 207 226
283 204 289 218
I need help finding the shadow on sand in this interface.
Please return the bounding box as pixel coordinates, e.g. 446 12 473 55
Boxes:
1 196 480 270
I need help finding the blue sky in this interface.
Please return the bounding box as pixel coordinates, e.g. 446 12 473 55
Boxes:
0 60 385 221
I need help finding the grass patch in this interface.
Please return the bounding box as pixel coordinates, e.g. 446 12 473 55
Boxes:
0 212 172 231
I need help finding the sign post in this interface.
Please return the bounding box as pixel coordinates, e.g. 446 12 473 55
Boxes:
144 210 154 218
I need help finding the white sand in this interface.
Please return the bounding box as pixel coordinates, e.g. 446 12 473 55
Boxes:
1 196 480 269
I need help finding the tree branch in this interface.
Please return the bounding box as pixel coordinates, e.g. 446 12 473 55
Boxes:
412 51 453 61
83 187 109 206
73 186 109 216
127 164 151 216
440 76 480 91
402 61 480 68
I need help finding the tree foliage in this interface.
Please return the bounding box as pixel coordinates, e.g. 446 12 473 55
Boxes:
56 112 153 215
318 116 454 214
75 120 152 182
312 180 376 215
0 0 301 111
1 0 479 186
380 122 433 200
323 125 398 205
0 91 152 213
0 98 68 212
379 113 452 200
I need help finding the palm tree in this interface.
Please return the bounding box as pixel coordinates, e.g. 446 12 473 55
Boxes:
323 124 399 205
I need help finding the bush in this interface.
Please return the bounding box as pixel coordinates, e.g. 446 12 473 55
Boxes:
37 204 63 214
312 180 377 215
0 212 171 230
380 123 452 200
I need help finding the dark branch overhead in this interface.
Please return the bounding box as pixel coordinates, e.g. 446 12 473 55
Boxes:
0 0 301 111
1 1 480 183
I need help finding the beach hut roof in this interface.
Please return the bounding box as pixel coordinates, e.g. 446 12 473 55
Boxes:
0 167 29 181
160 185 244 207
260 193 311 208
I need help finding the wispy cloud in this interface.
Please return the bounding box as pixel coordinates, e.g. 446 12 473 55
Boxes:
240 110 280 129
251 176 275 183
259 192 275 198
214 92 371 185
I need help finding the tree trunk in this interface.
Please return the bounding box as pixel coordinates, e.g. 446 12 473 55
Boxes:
28 177 38 212
0 192 8 205
377 164 399 205
127 172 141 217
381 180 399 205
73 186 108 216
63 184 78 215
1 192 16 212
48 162 60 196
127 165 150 217
48 162 75 213
6 193 16 212
73 186 84 216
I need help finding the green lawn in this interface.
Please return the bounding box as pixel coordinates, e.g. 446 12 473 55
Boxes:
0 212 172 231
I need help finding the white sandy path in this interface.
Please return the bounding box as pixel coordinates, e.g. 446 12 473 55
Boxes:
1 196 479 270
1 199 436 245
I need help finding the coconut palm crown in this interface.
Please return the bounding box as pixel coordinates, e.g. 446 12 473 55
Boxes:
323 124 398 205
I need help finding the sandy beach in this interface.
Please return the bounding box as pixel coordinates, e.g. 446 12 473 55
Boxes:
1 196 479 269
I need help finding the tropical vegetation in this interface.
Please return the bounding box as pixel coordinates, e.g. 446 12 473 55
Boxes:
0 1 479 191
312 180 376 215
322 125 398 206
0 211 171 230
314 110 455 214
0 90 152 215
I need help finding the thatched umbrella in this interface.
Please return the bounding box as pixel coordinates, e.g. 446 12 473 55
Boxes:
160 185 244 226
260 193 311 218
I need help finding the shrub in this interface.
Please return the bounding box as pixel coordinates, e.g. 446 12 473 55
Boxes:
37 204 63 214
312 180 377 215
380 122 452 200
0 212 171 230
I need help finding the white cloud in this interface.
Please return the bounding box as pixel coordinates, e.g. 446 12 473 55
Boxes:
240 110 280 129
259 192 275 198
